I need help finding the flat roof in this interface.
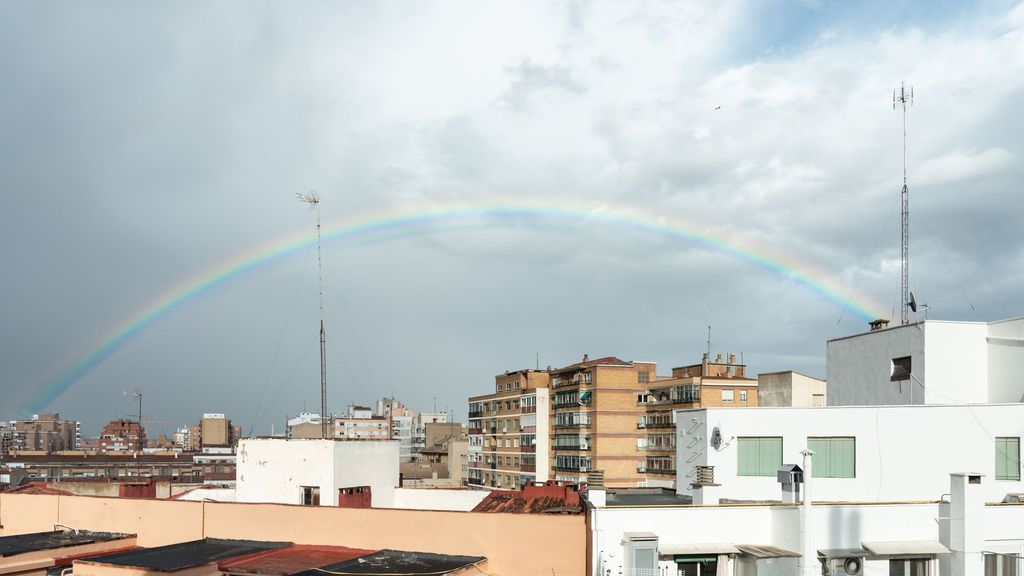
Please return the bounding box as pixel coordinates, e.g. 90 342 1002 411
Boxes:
0 531 133 558
292 550 485 576
605 488 693 507
84 539 290 571
219 545 376 575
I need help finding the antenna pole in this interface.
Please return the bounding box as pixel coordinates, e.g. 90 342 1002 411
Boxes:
706 325 711 358
299 191 329 439
137 391 143 452
895 82 914 325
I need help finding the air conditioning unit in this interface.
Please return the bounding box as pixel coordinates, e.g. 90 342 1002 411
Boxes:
823 557 863 576
579 466 588 472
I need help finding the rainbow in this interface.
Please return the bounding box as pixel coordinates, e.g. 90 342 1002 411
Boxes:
24 200 886 412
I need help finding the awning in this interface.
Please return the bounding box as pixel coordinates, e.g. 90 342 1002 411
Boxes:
659 543 740 555
735 545 801 559
862 541 950 556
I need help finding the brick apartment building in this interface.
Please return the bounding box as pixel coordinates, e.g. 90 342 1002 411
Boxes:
99 420 146 452
467 369 550 489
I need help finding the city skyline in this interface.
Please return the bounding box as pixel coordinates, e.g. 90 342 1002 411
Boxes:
3 1 1022 434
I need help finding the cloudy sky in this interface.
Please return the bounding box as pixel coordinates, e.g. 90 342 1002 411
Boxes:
2 0 1022 436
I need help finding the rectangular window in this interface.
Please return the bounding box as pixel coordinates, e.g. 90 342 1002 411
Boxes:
582 372 592 384
891 356 912 381
301 486 320 506
808 437 856 478
638 371 650 384
721 389 734 402
515 380 520 389
739 390 748 402
737 437 782 476
996 437 1021 481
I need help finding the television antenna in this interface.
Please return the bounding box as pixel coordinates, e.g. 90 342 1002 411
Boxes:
298 191 330 440
123 388 143 452
893 82 914 325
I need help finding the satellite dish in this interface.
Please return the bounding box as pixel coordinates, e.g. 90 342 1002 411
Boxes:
710 427 722 449
909 292 918 313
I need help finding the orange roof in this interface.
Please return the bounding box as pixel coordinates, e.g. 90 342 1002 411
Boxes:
6 482 74 496
218 545 376 575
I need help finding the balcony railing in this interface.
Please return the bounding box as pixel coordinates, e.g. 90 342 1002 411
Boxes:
553 421 591 429
553 444 590 451
520 445 536 453
468 428 483 435
520 406 536 414
468 411 484 419
520 464 536 473
553 464 590 472
645 421 674 429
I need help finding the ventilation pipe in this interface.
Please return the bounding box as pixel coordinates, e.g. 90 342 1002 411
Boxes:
799 448 815 576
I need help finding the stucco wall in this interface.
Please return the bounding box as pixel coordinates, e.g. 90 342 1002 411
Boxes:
676 405 1024 505
923 321 989 404
827 323 925 406
235 439 399 507
0 494 586 576
389 488 487 511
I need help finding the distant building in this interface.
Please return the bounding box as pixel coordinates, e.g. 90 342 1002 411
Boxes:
757 370 826 407
99 420 146 453
412 412 448 459
378 398 416 462
468 369 551 490
235 438 400 508
287 413 324 439
333 405 390 440
9 413 80 453
827 316 1024 406
401 422 468 487
640 353 759 487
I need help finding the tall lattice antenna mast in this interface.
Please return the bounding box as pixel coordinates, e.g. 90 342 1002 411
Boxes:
893 82 914 325
298 191 329 439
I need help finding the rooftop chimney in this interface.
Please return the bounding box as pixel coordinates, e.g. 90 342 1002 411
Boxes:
582 353 589 363
728 353 736 364
715 353 723 363
869 319 890 331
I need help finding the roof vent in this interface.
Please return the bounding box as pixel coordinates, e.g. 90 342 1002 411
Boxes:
869 319 890 331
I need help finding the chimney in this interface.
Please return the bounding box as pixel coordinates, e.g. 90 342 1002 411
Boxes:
728 353 736 364
715 353 722 363
582 353 589 363
947 472 984 576
869 319 890 331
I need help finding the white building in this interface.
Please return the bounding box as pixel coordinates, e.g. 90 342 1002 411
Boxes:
235 438 400 507
674 404 1024 506
827 317 1024 406
590 472 1023 576
412 411 448 458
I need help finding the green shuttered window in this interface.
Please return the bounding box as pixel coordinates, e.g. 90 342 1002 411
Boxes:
808 437 856 478
737 437 782 476
996 437 1020 481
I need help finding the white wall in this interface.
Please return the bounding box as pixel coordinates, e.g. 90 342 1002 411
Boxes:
536 388 550 482
988 317 1024 404
923 321 989 404
676 405 1024 505
592 498 1024 576
388 488 487 511
827 323 925 406
236 438 399 508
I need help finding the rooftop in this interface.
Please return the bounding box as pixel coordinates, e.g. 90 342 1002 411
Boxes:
82 539 290 571
291 550 485 576
0 531 134 558
218 545 375 576
602 488 694 507
472 482 583 514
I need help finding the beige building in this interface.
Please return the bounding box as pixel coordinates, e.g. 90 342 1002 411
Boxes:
400 423 469 487
549 355 656 488
11 414 80 453
756 370 826 407
468 369 551 489
641 353 759 487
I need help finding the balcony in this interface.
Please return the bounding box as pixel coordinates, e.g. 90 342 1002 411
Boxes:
553 421 591 430
645 421 675 429
553 464 590 472
520 464 536 473
520 444 536 453
468 411 484 419
468 427 483 435
553 444 590 451
520 406 536 414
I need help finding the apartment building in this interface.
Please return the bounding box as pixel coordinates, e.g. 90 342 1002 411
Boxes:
549 355 657 488
8 413 80 453
412 412 448 459
98 420 146 453
467 369 551 489
640 353 759 487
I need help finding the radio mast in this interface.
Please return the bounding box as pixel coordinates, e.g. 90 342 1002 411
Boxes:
298 191 329 439
893 82 914 325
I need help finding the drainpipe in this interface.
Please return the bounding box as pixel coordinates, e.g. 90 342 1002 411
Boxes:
799 448 815 576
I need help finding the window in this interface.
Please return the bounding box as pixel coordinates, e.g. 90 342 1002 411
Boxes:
301 486 320 506
996 437 1021 481
739 390 748 402
808 437 856 478
582 372 592 384
636 393 649 404
514 380 520 390
638 371 650 384
891 356 912 381
721 389 734 402
737 437 782 476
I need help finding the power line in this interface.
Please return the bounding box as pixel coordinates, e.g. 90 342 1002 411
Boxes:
909 198 979 320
